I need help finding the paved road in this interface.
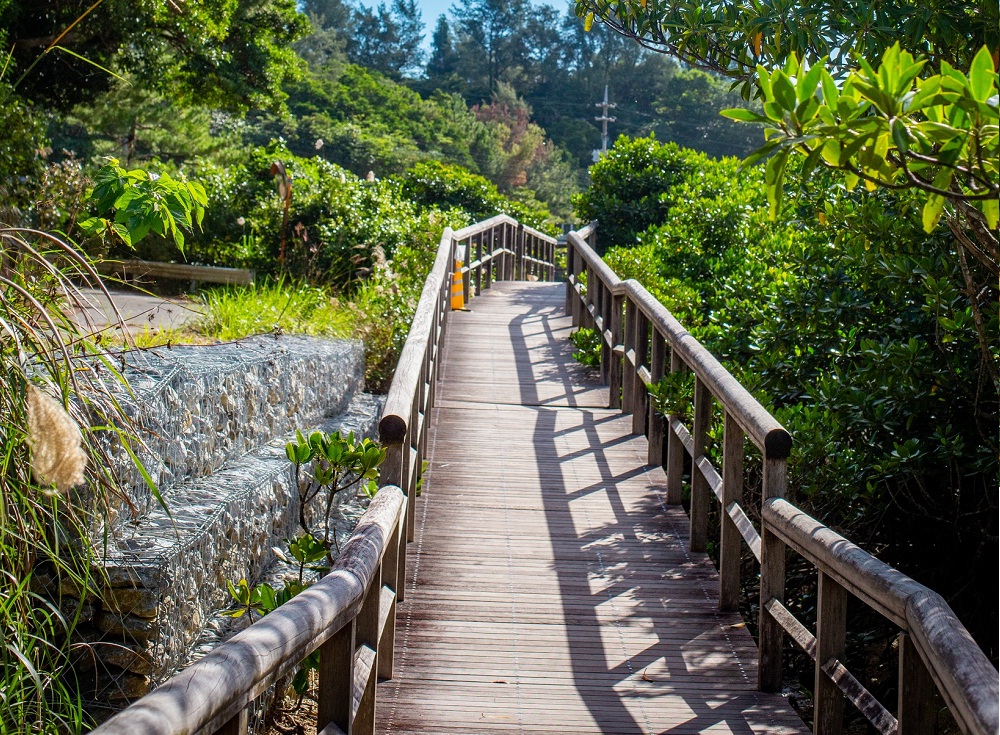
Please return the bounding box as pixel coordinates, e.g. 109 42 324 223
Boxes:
73 288 204 336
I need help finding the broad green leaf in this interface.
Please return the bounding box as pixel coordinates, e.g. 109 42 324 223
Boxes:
890 118 909 152
969 46 996 102
720 107 768 122
922 194 946 232
982 197 999 229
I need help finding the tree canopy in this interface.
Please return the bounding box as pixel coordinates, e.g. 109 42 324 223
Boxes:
1 0 309 111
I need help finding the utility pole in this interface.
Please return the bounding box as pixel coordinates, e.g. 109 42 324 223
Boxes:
595 84 617 156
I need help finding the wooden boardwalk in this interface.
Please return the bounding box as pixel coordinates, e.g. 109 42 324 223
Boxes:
376 282 808 735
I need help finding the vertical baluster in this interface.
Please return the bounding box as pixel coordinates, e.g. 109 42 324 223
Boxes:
214 709 247 735
758 456 788 692
474 234 483 296
571 244 583 327
608 291 623 410
318 618 355 735
631 312 649 436
599 281 611 386
621 297 637 416
460 238 471 304
647 330 666 466
379 442 403 490
719 411 744 611
405 399 417 542
514 224 528 282
814 571 847 735
352 569 381 735
897 632 935 735
484 230 493 290
378 523 400 679
664 350 685 504
689 376 712 551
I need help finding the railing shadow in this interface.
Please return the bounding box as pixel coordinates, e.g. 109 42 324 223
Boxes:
506 282 796 734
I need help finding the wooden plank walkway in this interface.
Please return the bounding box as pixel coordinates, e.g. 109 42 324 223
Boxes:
376 282 808 734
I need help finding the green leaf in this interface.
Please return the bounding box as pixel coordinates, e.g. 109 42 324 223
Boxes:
890 118 909 152
982 197 999 229
969 46 996 102
922 194 946 232
720 107 768 122
771 70 797 110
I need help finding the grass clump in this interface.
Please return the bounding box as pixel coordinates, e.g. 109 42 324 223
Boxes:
195 280 353 343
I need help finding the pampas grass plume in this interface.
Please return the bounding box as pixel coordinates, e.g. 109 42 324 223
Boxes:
26 385 87 492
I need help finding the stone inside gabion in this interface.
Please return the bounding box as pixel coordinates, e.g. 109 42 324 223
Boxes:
65 336 384 713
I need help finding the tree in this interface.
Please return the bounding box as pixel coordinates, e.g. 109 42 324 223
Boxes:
1 0 309 112
450 0 531 100
351 0 426 79
575 0 999 377
572 0 997 84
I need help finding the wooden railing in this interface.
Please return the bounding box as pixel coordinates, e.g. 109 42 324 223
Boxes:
90 487 406 735
451 214 557 302
90 216 556 735
378 215 558 538
565 224 999 735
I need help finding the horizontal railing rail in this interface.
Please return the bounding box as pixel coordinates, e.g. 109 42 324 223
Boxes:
565 225 999 735
89 215 555 735
451 214 557 301
97 259 255 285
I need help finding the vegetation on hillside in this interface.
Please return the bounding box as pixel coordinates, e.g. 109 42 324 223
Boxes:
0 0 995 730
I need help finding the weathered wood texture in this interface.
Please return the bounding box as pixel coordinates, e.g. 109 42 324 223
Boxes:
375 282 808 735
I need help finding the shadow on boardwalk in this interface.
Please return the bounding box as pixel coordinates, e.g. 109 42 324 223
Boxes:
376 282 807 735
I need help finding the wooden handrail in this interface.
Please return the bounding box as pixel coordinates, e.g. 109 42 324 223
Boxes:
564 225 1000 735
765 499 999 735
451 214 558 245
377 217 556 542
623 279 791 458
90 487 406 735
89 214 555 735
97 259 255 285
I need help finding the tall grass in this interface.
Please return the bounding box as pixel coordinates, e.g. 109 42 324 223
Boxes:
0 227 134 734
195 279 353 342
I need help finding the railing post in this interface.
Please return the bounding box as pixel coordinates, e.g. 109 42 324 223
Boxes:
758 456 788 692
664 350 685 504
719 411 744 612
897 633 935 735
609 290 623 410
631 311 649 436
405 400 418 542
647 330 666 466
570 246 583 327
460 238 471 304
815 571 847 735
474 234 483 296
483 230 493 290
621 297 637 416
378 515 401 679
690 376 712 552
599 282 611 385
353 569 381 735
318 619 355 734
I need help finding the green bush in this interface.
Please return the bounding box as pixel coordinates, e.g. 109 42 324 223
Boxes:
397 160 549 229
573 135 710 251
579 134 998 652
184 144 426 283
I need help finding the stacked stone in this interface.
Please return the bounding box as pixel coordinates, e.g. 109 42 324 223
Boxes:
58 336 382 709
